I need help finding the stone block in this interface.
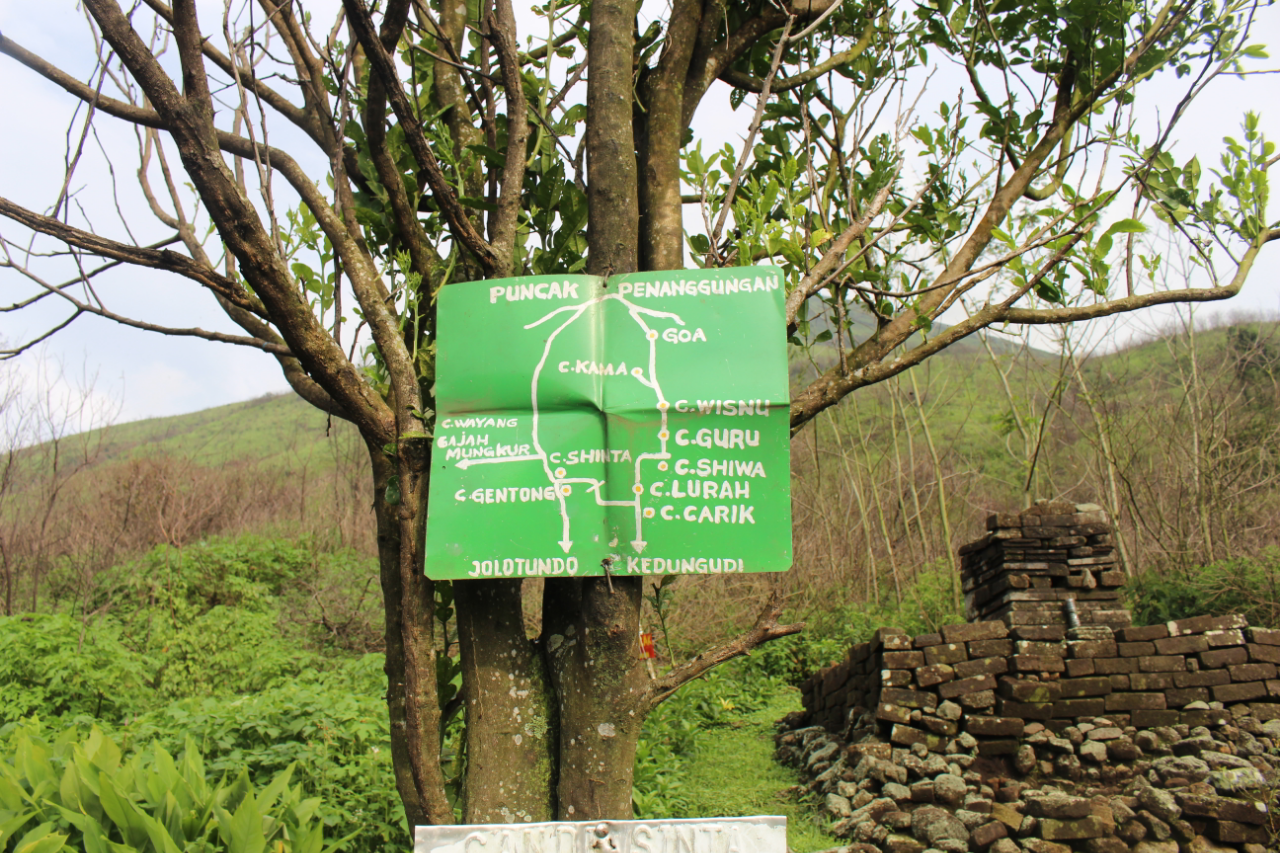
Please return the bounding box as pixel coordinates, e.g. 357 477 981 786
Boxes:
960 689 997 709
876 626 911 646
1119 624 1171 642
1054 697 1107 718
955 656 1010 679
966 716 1025 737
882 669 913 687
1022 840 1072 853
1012 626 1067 641
1168 614 1247 636
970 821 1008 848
1173 669 1230 688
1175 793 1268 825
1017 641 1066 656
1058 676 1113 698
1120 641 1157 657
1012 654 1065 673
1108 674 1131 690
997 699 1053 720
1204 629 1245 648
990 802 1024 832
1213 682 1268 703
998 678 1061 703
1131 671 1176 691
1140 655 1188 672
881 688 939 710
1132 709 1181 727
969 638 1014 658
1155 635 1210 655
1246 643 1280 664
943 622 1010 644
1208 820 1269 844
877 703 913 724
976 739 1020 755
938 674 998 700
1025 794 1093 819
1228 662 1278 682
890 723 945 751
1069 640 1118 659
1093 656 1139 674
1200 646 1249 668
914 632 944 648
883 650 926 669
916 664 956 687
1248 626 1280 646
919 716 960 736
1066 659 1096 677
925 643 970 666
1106 692 1167 711
1039 815 1113 840
1165 687 1210 707
1181 707 1233 727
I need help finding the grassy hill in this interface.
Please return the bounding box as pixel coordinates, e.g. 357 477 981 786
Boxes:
88 392 350 470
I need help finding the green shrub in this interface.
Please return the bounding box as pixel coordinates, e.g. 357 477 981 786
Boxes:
751 559 965 685
0 725 335 853
1129 549 1280 628
0 614 153 725
119 656 404 853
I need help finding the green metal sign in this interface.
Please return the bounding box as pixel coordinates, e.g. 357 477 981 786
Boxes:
424 267 791 580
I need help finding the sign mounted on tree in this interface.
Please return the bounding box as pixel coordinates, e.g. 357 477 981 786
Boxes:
425 266 791 580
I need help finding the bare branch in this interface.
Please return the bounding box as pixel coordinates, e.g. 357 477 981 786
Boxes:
0 196 262 315
645 591 804 707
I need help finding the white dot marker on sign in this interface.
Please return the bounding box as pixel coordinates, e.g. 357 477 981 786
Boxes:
659 430 669 440
631 367 643 377
555 467 566 478
646 331 657 341
561 486 572 495
658 462 668 471
643 508 655 518
657 401 669 411
632 484 644 494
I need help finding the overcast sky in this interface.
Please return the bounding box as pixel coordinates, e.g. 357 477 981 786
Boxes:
0 1 1277 428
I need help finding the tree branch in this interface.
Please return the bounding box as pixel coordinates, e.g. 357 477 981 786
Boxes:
343 0 500 275
717 20 876 95
82 0 396 446
487 0 529 275
0 196 263 316
645 591 804 707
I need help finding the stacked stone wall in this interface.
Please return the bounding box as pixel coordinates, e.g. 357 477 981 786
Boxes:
784 613 1280 853
800 616 1280 747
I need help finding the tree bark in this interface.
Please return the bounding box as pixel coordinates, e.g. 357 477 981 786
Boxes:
584 0 638 278
543 577 648 820
454 579 558 822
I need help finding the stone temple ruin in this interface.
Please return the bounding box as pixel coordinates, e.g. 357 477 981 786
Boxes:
961 502 1129 630
777 502 1280 853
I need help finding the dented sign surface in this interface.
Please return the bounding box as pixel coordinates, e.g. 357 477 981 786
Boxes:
424 267 792 580
414 816 787 853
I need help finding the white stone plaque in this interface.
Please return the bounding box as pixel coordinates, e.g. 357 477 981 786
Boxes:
414 816 787 853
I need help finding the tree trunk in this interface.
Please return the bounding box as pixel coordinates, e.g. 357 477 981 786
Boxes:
454 579 558 822
369 440 454 827
544 577 648 819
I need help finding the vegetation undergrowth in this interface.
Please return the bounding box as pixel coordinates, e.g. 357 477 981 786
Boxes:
1128 547 1280 628
3 529 1278 853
